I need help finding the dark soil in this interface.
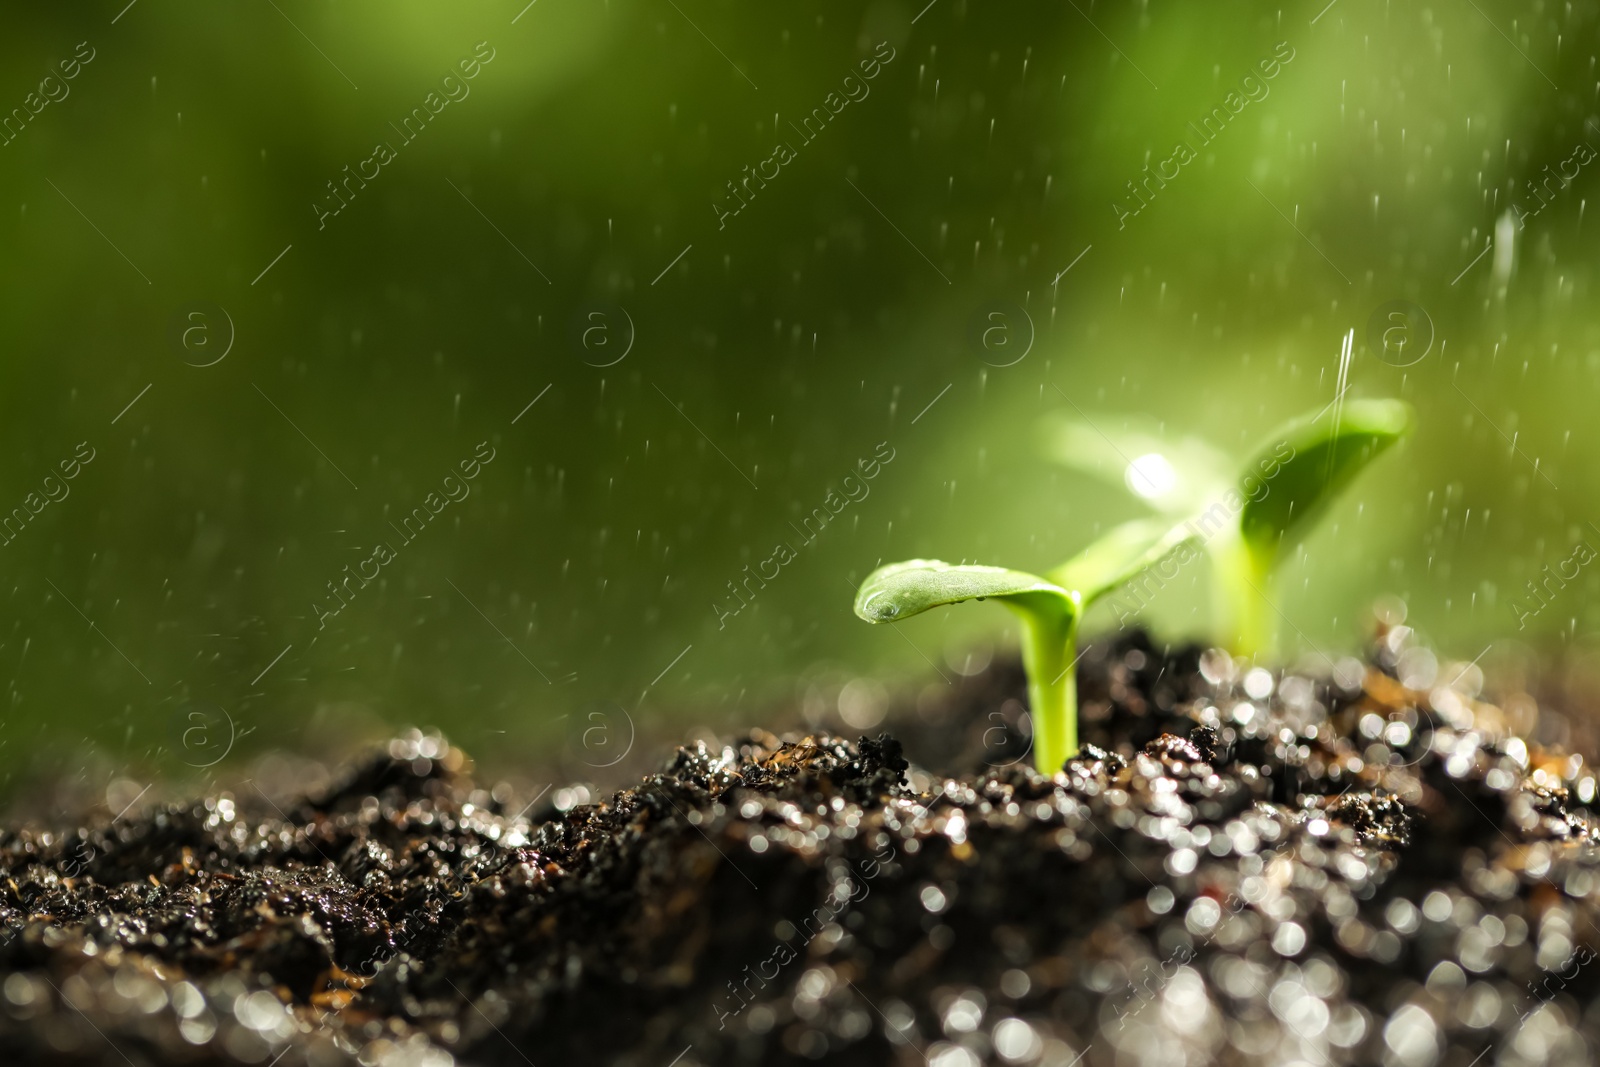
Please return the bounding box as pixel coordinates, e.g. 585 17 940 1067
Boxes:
4 627 1600 1066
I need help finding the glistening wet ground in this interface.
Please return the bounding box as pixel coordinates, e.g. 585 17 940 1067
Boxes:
4 627 1599 1066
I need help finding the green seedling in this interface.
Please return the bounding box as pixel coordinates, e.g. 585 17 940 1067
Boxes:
854 398 1413 777
1220 399 1412 653
853 518 1196 776
1042 398 1413 655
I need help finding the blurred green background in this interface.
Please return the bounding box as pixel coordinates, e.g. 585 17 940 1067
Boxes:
2 0 1599 794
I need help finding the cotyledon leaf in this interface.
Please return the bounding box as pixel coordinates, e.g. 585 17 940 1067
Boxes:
854 559 1078 624
1037 412 1233 515
1046 518 1199 604
1237 398 1413 569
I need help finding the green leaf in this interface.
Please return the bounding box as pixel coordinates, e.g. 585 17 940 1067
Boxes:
854 559 1076 623
1037 413 1232 515
1046 518 1198 605
1236 398 1412 570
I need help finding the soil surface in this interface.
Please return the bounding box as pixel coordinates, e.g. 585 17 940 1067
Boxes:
4 626 1600 1066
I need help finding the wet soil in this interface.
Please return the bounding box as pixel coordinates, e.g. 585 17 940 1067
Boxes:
4 625 1600 1066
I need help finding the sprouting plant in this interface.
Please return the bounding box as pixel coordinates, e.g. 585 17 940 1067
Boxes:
855 398 1412 776
853 518 1195 776
1041 397 1413 655
1215 399 1412 653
